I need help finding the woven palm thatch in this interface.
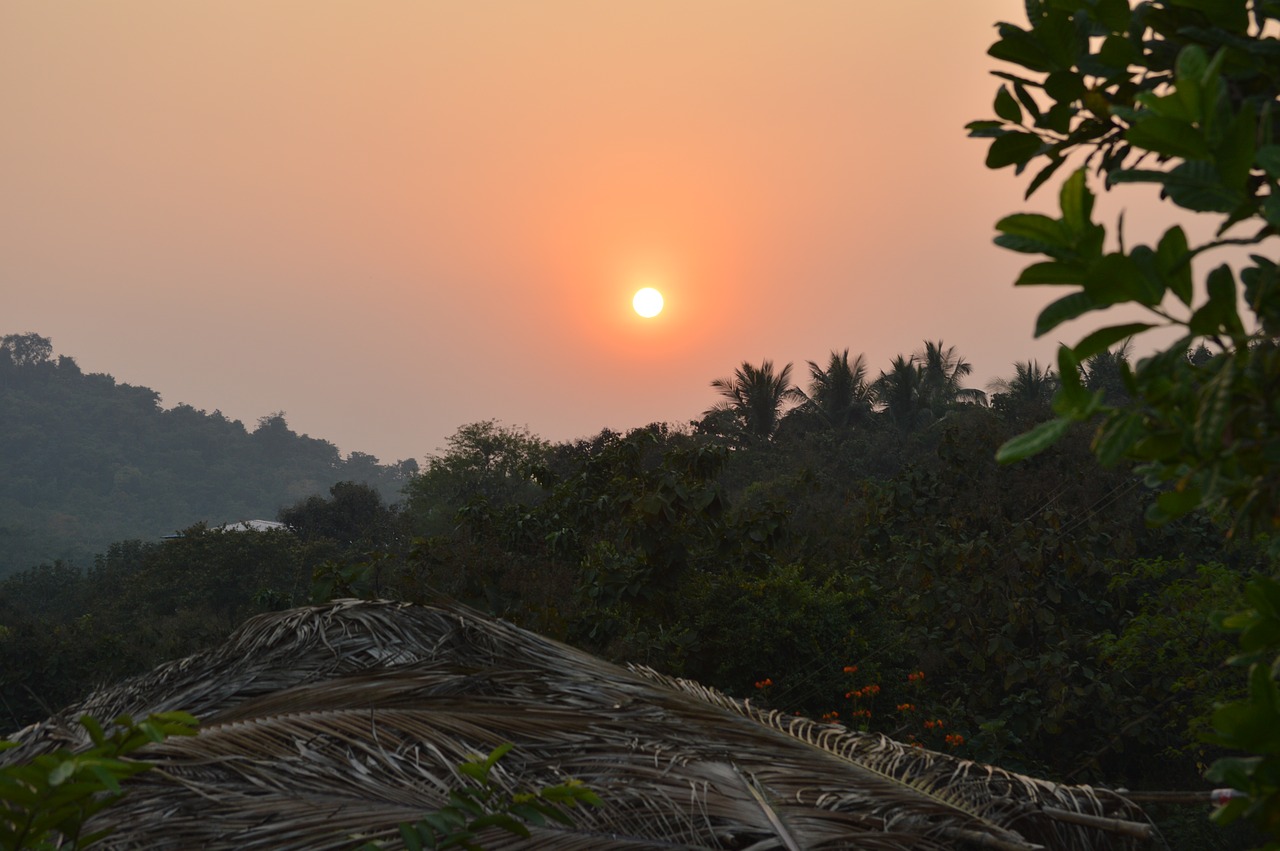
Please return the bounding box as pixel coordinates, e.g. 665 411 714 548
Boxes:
4 599 1163 850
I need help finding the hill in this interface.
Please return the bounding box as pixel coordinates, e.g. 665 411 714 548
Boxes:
0 332 416 576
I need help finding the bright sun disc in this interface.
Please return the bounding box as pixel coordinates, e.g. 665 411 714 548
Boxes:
633 287 664 318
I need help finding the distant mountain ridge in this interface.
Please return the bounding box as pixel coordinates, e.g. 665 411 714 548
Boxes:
0 332 416 577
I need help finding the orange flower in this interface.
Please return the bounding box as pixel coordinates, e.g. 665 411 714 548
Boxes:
945 733 965 747
896 703 915 712
907 671 925 683
842 665 858 674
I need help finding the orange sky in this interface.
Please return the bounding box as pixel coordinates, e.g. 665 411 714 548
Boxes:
4 1 1128 463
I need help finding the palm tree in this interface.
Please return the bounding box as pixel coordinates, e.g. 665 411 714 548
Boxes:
872 354 925 431
5 599 1159 850
916 340 985 412
706 359 800 441
797 349 873 429
988 360 1058 406
1082 340 1133 406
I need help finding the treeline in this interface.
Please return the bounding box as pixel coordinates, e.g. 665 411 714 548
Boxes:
4 337 1267 787
0 333 416 577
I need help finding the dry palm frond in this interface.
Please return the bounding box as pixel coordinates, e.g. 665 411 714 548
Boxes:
3 599 1163 850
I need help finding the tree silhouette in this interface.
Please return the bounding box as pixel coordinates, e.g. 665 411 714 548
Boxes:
797 349 873 430
706 360 800 441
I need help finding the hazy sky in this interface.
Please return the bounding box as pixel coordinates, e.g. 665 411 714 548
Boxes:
5 1 1124 463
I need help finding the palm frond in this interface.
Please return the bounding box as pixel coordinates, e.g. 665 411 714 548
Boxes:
4 600 1162 850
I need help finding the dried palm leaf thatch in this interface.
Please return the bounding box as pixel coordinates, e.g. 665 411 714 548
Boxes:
3 599 1163 850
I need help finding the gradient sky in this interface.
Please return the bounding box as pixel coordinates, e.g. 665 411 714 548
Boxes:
4 1 1147 464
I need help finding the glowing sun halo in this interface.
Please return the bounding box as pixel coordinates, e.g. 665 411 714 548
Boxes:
632 287 664 318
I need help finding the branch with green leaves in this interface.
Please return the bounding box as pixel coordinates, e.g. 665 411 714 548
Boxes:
0 712 199 851
971 1 1280 844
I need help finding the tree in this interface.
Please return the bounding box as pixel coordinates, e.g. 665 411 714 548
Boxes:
970 0 1280 839
1081 341 1133 407
706 360 800 441
0 333 53 368
279 481 401 549
403 421 550 535
989 359 1058 408
916 340 985 413
872 355 925 431
796 349 874 429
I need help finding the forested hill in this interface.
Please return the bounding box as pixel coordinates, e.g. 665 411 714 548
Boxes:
0 333 417 577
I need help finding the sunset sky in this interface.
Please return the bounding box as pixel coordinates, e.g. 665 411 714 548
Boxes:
4 1 1153 464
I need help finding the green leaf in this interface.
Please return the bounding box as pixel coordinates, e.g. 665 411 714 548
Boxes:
1157 226 1193 305
1195 359 1233 456
966 120 1008 138
988 22 1053 72
1164 161 1245 213
1035 291 1102 336
986 132 1044 169
1256 145 1280 177
995 86 1023 123
1190 264 1244 335
1093 411 1147 466
1083 253 1162 305
1174 45 1208 121
996 213 1073 247
997 417 1072 463
1059 167 1093 234
1096 34 1139 69
1094 0 1132 30
1073 323 1155 361
1134 90 1193 122
1215 101 1258 191
1147 485 1204 523
1024 154 1067 198
1044 70 1086 103
400 823 425 851
48 759 77 787
1054 344 1090 413
1171 0 1249 32
1016 260 1085 285
1013 81 1043 123
1126 116 1213 160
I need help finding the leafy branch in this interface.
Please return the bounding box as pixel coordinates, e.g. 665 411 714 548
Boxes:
0 712 199 851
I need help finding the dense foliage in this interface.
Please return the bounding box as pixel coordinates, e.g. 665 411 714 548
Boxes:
0 333 416 577
968 0 1280 840
5 386 1266 845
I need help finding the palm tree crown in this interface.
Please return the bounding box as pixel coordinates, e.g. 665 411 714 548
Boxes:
706 359 800 441
872 354 925 431
988 360 1058 405
916 340 985 412
798 349 873 429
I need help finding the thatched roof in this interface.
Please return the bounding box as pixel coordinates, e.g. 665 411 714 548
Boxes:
4 600 1163 850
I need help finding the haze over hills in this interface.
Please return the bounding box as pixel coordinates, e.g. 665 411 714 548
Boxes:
0 332 417 577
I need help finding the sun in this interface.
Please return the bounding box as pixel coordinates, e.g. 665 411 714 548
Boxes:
632 287 664 318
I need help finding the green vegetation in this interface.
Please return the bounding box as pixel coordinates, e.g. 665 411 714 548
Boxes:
356 744 601 851
4 6 1280 846
0 352 1269 847
968 0 1280 841
0 332 415 577
0 712 197 850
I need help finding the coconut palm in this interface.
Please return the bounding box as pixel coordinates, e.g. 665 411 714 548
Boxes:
988 360 1058 406
916 340 986 412
872 354 925 431
706 359 800 441
3 600 1161 850
1082 341 1134 406
797 349 874 430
